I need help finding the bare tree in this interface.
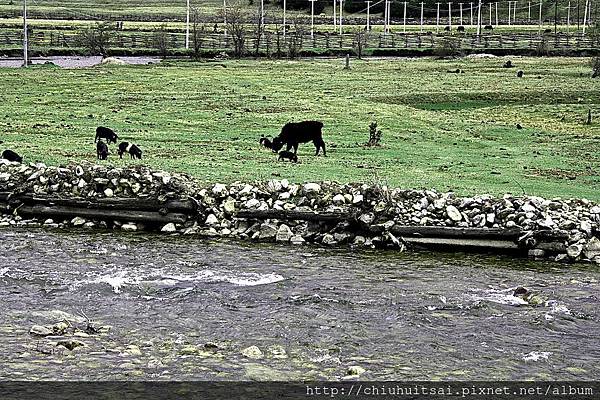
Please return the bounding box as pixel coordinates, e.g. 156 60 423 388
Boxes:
226 2 247 57
153 24 169 59
252 4 265 56
76 21 114 57
191 7 206 58
353 29 367 59
287 18 306 59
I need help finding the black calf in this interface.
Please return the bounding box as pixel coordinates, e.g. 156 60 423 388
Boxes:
2 149 22 163
95 126 118 144
278 151 298 163
457 26 465 32
259 135 273 150
271 120 326 156
484 25 494 30
118 142 143 160
96 140 109 160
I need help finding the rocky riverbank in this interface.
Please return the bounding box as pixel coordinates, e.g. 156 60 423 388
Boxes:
1 159 600 263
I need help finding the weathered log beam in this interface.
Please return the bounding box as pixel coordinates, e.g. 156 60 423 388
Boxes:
0 192 196 213
236 209 354 222
404 237 520 250
388 226 522 239
16 204 188 224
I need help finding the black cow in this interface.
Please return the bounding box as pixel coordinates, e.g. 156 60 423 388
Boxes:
271 121 326 156
516 70 524 78
278 150 298 163
96 140 109 160
95 126 118 144
484 25 494 30
2 149 22 163
444 26 451 31
457 25 465 32
503 60 514 68
118 142 142 159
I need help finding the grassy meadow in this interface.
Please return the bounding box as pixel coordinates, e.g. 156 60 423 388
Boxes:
0 56 599 200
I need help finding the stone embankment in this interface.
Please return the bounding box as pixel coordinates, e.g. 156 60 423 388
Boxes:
1 159 599 263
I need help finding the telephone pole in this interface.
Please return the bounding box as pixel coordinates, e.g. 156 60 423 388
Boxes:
366 1 372 30
22 0 28 67
185 0 190 49
310 0 316 37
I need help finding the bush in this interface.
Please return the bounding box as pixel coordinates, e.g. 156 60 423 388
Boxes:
433 37 461 58
75 21 114 57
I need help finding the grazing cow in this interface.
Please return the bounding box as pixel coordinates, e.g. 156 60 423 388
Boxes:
95 126 118 144
448 68 464 73
484 25 494 30
444 26 451 31
278 150 298 163
117 142 143 160
544 28 552 34
2 149 22 163
516 123 523 130
516 70 524 78
271 121 326 156
259 135 274 150
503 60 514 68
457 25 465 32
96 140 109 160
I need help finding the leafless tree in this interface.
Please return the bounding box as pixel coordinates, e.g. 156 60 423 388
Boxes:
353 29 367 59
226 2 247 57
153 24 169 59
76 21 114 57
191 7 206 58
287 17 306 59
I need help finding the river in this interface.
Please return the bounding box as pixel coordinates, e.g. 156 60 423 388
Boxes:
0 228 599 380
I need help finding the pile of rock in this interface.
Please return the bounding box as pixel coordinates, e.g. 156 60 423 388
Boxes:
0 159 199 200
1 160 600 263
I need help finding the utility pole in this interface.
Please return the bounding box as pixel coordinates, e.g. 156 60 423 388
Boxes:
476 0 481 35
538 0 543 34
283 0 287 40
528 1 531 22
223 0 227 38
366 1 372 30
459 2 464 24
23 0 28 67
583 0 589 34
403 1 407 32
470 2 474 26
387 0 392 32
333 0 337 29
185 0 190 49
489 2 492 25
449 2 453 28
339 0 343 34
420 2 425 31
508 1 512 25
495 2 499 25
567 1 571 34
436 2 441 32
310 0 316 37
513 1 517 22
554 0 558 34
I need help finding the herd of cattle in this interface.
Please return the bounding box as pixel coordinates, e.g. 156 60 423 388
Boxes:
0 120 326 165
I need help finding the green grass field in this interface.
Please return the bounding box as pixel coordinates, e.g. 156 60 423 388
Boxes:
1 57 599 200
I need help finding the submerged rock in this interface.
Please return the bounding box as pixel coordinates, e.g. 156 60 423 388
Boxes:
241 345 263 359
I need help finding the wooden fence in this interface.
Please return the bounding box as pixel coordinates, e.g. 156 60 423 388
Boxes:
1 29 598 53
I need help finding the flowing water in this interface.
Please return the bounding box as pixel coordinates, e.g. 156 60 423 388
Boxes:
0 228 599 381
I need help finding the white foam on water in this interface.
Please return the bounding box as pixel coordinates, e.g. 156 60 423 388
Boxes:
0 267 9 277
91 270 144 294
522 351 552 362
468 287 529 306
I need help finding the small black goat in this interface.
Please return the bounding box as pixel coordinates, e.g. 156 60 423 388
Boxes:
278 150 298 163
118 142 142 160
96 140 109 160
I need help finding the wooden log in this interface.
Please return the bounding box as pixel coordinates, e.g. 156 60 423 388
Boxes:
403 237 520 250
388 225 521 239
0 192 196 213
236 209 354 222
16 205 188 224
